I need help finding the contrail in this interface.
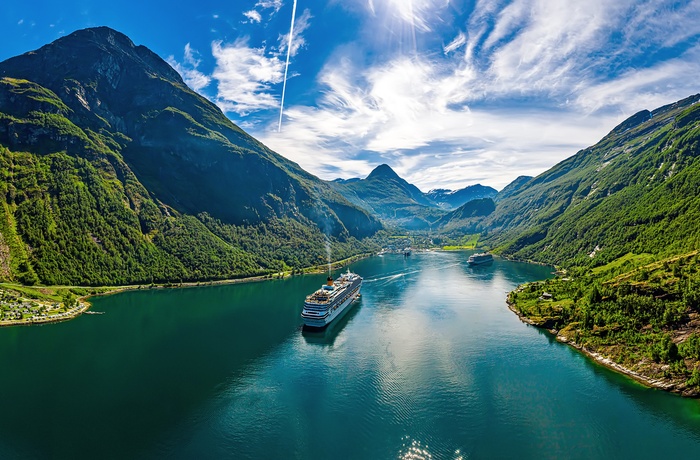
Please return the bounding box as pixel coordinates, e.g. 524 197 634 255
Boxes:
278 0 298 133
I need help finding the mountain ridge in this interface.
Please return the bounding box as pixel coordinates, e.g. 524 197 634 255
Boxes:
483 93 700 267
426 184 497 210
329 164 443 230
329 164 500 229
0 27 381 285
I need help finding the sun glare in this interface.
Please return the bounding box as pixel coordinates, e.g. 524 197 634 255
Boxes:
367 0 444 56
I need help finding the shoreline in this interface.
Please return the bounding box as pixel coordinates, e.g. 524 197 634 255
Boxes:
505 299 697 397
0 300 91 328
0 252 374 328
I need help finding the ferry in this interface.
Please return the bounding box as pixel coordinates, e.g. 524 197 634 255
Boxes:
301 271 362 329
467 252 493 266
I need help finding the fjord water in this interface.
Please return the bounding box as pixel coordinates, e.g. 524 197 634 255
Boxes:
2 253 700 459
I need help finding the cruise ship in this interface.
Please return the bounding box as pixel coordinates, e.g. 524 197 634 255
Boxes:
467 252 493 265
301 271 362 329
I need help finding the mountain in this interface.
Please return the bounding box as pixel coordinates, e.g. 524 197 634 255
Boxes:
332 177 361 184
426 184 497 210
434 198 496 233
491 97 700 395
328 164 445 230
0 27 381 285
330 165 500 229
483 94 700 267
494 176 532 202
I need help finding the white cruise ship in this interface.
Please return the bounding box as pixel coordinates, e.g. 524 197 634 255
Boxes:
467 252 493 265
301 271 362 329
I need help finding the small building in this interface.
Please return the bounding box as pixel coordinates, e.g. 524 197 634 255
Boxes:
540 292 553 301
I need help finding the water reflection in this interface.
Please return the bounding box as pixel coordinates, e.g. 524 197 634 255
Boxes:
534 326 559 345
301 300 362 346
574 345 700 436
4 253 700 459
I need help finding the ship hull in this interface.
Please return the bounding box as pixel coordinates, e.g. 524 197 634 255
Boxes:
467 258 493 266
467 253 493 266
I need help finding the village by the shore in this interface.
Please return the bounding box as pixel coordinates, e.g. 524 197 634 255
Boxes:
0 288 91 327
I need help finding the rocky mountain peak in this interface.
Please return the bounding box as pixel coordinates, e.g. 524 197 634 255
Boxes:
366 163 401 181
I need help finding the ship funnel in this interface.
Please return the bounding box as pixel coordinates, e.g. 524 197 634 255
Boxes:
326 276 334 286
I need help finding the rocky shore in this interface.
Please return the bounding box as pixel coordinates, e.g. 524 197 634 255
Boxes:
506 299 699 398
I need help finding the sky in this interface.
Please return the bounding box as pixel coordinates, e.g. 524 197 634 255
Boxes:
2 1 700 191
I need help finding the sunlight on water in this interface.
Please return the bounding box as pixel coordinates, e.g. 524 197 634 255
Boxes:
398 437 433 460
3 252 700 458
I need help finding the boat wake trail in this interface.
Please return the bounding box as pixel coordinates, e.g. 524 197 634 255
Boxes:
364 269 422 283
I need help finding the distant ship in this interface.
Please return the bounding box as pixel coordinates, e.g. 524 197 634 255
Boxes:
301 271 363 329
467 252 493 265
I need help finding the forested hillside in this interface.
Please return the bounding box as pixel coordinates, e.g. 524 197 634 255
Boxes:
484 95 700 267
490 94 700 394
0 27 381 285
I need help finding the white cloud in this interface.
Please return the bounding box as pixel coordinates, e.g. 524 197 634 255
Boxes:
444 32 466 55
233 0 700 190
255 54 621 190
243 10 262 23
278 8 313 56
574 48 700 114
211 39 284 115
167 43 212 93
622 0 700 49
376 0 443 33
17 19 24 25
255 0 283 13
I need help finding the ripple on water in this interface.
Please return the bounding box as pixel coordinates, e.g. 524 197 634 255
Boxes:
7 252 700 458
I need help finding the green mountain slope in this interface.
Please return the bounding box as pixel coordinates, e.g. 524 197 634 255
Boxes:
434 198 495 233
329 164 446 230
0 27 381 285
509 251 700 396
484 94 700 267
495 176 532 202
484 95 700 395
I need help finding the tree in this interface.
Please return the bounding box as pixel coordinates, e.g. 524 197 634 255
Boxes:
587 284 602 304
62 291 76 308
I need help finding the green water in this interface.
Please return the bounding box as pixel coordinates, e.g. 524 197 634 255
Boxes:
2 252 700 459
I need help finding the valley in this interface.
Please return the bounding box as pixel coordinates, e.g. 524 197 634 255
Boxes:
2 27 700 396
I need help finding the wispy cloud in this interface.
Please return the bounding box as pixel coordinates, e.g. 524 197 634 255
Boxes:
444 32 466 55
167 43 212 92
251 0 700 190
257 54 620 190
244 0 285 23
211 38 284 115
209 4 314 117
256 0 284 12
183 0 700 190
574 47 700 114
243 10 262 23
365 0 443 33
277 8 312 56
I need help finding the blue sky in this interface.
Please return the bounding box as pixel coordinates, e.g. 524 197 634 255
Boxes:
2 1 700 191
